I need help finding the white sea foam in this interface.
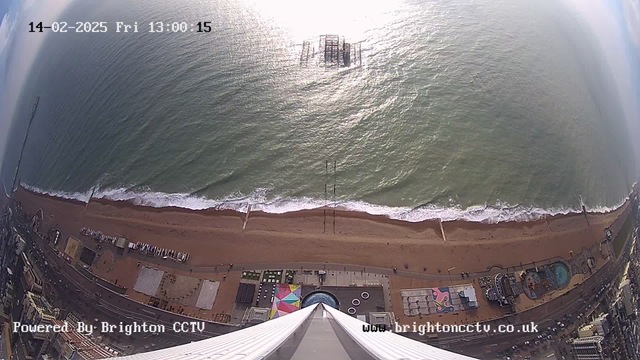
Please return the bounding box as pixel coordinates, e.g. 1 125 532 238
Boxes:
21 184 629 224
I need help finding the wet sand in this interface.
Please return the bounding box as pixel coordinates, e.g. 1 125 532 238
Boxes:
13 186 628 275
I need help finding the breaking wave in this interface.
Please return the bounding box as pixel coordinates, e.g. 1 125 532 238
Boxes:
21 184 629 224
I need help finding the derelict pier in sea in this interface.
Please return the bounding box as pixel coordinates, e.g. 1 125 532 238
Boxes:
300 35 362 69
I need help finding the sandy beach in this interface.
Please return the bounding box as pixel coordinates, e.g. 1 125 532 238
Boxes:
12 186 627 275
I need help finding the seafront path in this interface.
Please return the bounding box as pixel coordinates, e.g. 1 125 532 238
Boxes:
125 255 568 281
11 186 635 358
120 247 618 353
33 217 619 358
72 222 620 357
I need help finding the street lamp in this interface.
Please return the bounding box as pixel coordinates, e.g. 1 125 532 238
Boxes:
448 267 456 282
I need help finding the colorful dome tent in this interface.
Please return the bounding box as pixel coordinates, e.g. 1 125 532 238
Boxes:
269 284 302 319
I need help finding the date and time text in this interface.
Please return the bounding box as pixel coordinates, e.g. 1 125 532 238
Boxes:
29 21 213 33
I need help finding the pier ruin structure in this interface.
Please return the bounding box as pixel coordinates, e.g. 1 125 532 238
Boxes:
300 35 362 69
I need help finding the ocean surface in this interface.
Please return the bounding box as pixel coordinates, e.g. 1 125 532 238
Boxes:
2 0 638 222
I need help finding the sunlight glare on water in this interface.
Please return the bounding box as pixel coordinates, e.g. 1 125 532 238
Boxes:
236 0 405 42
2 0 637 223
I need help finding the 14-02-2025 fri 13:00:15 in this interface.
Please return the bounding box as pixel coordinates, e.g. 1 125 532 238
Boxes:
28 21 214 33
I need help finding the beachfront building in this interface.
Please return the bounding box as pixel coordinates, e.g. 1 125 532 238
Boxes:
21 292 57 341
9 291 60 359
571 336 606 360
577 313 610 338
20 251 43 294
590 313 609 337
482 273 521 307
30 208 43 234
608 264 640 360
242 307 270 325
568 228 640 360
48 320 114 359
107 303 477 360
401 284 478 317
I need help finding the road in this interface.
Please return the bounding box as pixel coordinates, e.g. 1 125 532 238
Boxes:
75 229 621 359
124 252 567 282
428 254 624 358
119 239 619 358
14 207 632 359
18 219 239 355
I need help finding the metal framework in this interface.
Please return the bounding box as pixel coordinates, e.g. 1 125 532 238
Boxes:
300 35 362 69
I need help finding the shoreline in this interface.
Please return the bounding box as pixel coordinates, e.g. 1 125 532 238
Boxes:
11 185 632 275
17 183 631 226
11 184 634 324
19 185 590 235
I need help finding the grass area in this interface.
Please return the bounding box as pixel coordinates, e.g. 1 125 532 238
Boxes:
241 271 261 281
262 270 282 283
613 214 634 257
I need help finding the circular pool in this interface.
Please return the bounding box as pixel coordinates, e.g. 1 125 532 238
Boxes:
553 262 570 288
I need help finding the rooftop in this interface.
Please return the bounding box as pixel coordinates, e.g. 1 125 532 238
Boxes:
572 335 604 344
26 291 54 317
52 320 114 359
243 307 270 323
